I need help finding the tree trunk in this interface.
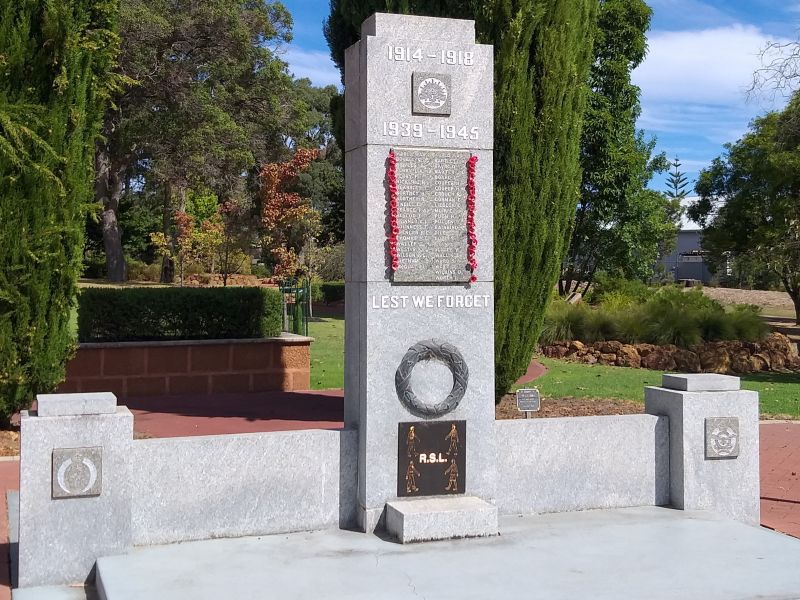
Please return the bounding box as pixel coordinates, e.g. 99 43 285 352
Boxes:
160 182 175 283
95 147 126 281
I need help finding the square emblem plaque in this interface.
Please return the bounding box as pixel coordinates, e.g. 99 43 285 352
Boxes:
52 447 103 499
412 72 452 116
398 420 466 497
705 417 740 459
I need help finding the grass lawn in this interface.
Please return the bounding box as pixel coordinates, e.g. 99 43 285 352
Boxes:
306 318 800 417
308 316 344 390
533 357 800 419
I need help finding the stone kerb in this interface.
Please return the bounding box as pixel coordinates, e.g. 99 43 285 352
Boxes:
17 393 133 588
645 373 760 525
344 13 497 534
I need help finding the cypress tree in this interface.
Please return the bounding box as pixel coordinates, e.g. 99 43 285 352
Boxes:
326 0 596 397
0 0 121 423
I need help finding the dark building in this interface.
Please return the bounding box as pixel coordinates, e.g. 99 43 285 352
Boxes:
659 229 713 284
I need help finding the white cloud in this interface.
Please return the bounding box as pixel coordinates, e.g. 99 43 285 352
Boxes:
634 25 787 106
282 47 341 88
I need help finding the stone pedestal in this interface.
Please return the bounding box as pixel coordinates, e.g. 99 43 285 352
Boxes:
344 13 496 532
645 374 759 525
386 496 497 543
18 393 132 587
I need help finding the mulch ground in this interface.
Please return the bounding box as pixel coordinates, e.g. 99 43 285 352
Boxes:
495 394 643 419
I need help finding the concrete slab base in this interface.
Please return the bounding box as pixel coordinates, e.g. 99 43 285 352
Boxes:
385 496 498 543
12 586 93 600
93 507 800 600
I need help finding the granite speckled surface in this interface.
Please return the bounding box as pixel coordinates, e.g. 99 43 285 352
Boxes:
18 408 132 588
495 415 669 516
385 496 497 542
344 13 496 532
645 383 760 525
130 429 357 546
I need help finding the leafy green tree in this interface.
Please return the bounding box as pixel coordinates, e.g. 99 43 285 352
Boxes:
559 0 674 296
96 0 294 281
0 0 121 422
325 0 597 397
691 97 800 324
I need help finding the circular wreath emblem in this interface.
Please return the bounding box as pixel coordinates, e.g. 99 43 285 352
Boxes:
417 77 448 110
395 340 469 417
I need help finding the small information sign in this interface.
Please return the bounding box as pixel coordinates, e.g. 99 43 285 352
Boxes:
516 388 540 414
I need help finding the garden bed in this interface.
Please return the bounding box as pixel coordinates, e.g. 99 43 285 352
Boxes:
540 332 800 375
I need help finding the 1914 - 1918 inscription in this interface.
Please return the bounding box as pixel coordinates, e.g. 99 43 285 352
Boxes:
392 149 471 283
398 420 466 497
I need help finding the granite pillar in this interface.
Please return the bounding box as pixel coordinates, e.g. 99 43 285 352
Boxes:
344 13 496 532
645 374 760 525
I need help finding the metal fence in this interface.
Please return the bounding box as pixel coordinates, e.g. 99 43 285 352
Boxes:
279 279 310 336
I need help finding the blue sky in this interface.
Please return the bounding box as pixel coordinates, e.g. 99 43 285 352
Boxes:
278 0 798 192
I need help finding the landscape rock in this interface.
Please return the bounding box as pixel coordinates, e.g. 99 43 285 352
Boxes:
540 331 798 375
615 345 641 368
640 348 676 371
672 349 701 373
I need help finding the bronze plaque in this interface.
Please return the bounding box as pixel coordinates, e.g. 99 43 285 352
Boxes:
397 420 466 497
392 149 471 283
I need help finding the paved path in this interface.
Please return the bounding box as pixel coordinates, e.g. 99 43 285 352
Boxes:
760 421 800 538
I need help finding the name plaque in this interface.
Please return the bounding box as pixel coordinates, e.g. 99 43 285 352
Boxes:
516 388 541 412
397 420 466 497
392 149 471 283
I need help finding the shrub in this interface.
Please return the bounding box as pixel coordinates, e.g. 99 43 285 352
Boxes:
320 281 345 304
589 273 656 306
78 287 282 342
539 288 770 348
126 259 162 282
728 305 771 341
539 302 589 345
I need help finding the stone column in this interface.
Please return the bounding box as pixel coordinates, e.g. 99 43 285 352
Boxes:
18 392 132 588
344 13 496 533
645 374 759 525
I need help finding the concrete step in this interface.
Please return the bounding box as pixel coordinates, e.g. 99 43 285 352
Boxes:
12 586 92 600
93 507 800 600
385 495 498 542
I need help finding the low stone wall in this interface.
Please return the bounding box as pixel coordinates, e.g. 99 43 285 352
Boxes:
57 335 312 397
131 429 358 545
495 415 669 516
541 332 800 375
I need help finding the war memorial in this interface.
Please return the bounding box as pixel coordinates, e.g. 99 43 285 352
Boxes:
10 13 800 600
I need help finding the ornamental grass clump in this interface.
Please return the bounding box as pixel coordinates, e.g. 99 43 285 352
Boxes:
540 285 771 348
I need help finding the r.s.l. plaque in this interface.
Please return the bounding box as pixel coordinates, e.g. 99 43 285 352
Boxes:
398 420 466 497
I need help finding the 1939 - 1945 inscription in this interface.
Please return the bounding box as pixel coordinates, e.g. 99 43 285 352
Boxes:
392 149 471 283
398 420 466 497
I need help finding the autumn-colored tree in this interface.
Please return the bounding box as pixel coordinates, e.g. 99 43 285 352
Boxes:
260 148 320 277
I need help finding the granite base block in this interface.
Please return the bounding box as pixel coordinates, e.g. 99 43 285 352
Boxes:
131 429 358 545
661 374 740 392
385 496 498 543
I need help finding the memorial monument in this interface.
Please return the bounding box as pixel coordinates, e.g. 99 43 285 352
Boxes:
344 13 497 536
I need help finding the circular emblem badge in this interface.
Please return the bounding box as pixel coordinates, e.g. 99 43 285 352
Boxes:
710 425 738 457
416 77 448 110
395 340 468 418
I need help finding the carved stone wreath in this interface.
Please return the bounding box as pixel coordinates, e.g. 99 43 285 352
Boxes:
395 340 469 417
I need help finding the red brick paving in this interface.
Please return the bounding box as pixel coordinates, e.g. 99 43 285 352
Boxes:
759 421 800 538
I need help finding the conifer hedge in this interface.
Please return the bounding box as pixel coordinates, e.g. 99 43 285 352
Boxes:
326 1 597 397
0 0 121 423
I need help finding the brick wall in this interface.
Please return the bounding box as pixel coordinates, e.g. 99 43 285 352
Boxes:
57 336 312 397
